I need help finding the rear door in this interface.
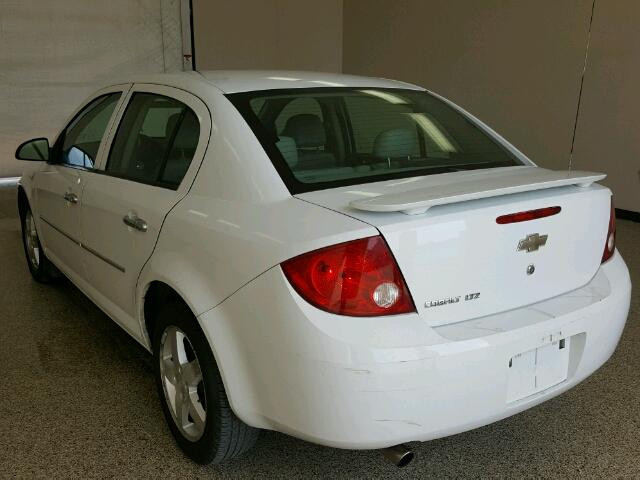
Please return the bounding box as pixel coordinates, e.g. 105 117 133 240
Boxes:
35 88 125 281
79 84 211 336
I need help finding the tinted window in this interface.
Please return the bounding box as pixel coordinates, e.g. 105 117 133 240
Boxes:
230 88 521 193
58 93 121 168
106 93 200 188
345 95 420 158
274 97 323 135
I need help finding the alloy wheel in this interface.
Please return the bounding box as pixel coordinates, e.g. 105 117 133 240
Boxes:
24 210 40 269
159 326 207 442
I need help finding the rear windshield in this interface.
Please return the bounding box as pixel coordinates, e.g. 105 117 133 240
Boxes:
227 88 522 193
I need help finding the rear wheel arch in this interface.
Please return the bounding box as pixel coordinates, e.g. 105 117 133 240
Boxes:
142 280 218 357
141 281 251 414
143 280 260 461
143 281 191 347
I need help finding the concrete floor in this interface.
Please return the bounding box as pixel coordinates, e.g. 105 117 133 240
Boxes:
0 182 638 479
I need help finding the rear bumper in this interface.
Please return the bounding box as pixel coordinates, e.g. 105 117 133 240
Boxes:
199 252 631 450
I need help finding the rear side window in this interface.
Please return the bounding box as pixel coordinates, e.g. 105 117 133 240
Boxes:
57 93 121 168
106 93 200 188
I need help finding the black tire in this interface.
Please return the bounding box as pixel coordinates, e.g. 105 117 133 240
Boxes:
153 301 259 464
20 205 60 283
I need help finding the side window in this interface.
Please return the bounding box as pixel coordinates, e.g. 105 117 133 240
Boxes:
58 93 121 168
106 93 200 188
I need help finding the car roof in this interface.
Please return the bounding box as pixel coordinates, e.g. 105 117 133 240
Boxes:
198 70 424 93
119 70 424 94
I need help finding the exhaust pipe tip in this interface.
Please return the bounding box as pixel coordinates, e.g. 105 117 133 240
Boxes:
382 444 414 468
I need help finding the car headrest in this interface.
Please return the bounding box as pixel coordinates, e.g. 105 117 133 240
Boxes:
281 114 326 148
373 128 417 159
166 113 181 138
172 111 200 150
276 136 298 168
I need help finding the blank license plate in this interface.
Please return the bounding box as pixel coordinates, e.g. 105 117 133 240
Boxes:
506 338 570 403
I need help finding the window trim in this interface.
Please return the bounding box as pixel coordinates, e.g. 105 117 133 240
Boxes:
92 168 181 191
226 87 526 195
102 92 198 190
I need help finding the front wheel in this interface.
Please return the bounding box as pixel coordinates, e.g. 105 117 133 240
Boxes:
20 206 60 283
153 302 259 464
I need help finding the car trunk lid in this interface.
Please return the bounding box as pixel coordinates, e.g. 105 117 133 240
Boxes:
296 166 611 326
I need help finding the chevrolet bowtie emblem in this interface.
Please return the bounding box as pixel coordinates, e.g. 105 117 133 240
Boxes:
517 233 548 252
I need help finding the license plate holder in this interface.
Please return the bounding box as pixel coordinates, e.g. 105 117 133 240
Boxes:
507 338 570 403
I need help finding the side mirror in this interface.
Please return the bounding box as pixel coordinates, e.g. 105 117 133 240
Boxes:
16 138 50 162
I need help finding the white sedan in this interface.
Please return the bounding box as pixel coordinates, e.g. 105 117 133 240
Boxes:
16 71 631 467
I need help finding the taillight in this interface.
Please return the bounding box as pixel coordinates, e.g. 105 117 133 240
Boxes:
281 236 415 316
601 198 616 263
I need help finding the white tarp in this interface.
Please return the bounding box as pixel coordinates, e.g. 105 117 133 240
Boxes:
0 0 185 177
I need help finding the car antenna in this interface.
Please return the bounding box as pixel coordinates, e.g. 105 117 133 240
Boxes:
569 0 596 172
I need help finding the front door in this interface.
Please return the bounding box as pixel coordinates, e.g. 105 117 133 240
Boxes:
35 91 124 281
79 85 210 337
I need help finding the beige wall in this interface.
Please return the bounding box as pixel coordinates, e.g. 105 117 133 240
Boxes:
192 0 343 72
0 0 184 178
343 0 639 212
572 1 640 212
5 2 636 210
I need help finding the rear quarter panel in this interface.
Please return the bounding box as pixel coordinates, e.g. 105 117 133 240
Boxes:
138 195 377 322
136 90 377 341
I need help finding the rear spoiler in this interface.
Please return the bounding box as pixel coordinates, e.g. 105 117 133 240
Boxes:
349 168 607 215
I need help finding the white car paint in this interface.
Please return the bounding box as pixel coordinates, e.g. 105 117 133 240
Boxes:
199 251 629 449
297 168 615 327
18 70 631 451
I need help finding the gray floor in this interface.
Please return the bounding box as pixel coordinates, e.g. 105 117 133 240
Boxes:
0 183 638 479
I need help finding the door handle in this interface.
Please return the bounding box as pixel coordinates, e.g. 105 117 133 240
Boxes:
123 214 148 232
63 192 78 204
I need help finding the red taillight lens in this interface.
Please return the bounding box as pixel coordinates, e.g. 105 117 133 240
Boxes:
601 198 616 263
496 206 562 224
281 236 415 316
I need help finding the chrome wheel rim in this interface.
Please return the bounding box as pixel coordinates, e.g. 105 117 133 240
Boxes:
24 210 40 269
160 326 207 442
